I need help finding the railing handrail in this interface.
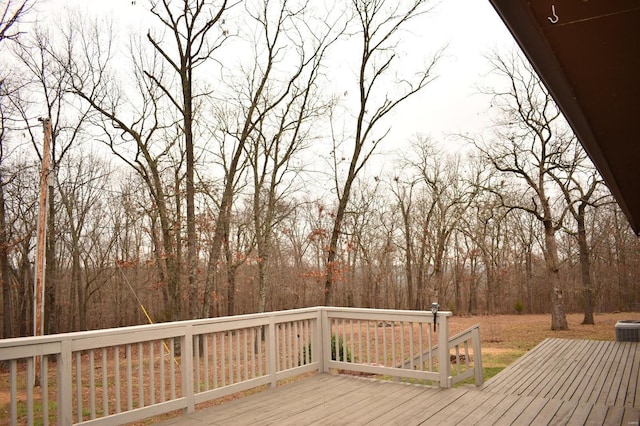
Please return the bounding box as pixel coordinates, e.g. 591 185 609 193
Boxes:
0 306 323 351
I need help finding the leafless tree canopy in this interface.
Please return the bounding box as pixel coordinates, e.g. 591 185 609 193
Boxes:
0 1 638 338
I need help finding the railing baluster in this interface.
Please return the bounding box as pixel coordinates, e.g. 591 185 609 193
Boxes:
464 341 470 368
26 357 34 425
159 341 166 402
349 320 354 364
374 321 379 366
341 319 346 362
203 334 209 391
90 349 96 419
288 322 294 369
428 324 434 371
194 335 200 393
400 322 406 369
221 332 226 386
284 323 289 370
366 321 371 365
358 320 363 365
243 328 249 380
213 333 218 388
76 351 83 421
149 342 155 405
115 346 121 413
293 322 299 369
138 342 144 408
301 320 305 365
9 360 17 425
170 339 176 400
228 331 233 384
383 322 388 366
409 322 415 370
102 347 109 416
235 329 241 382
276 325 281 373
391 322 396 367
258 326 264 377
126 345 132 411
251 328 257 376
41 355 48 426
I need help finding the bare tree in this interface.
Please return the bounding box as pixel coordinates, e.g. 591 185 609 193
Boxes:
10 26 93 333
64 14 187 321
145 0 231 319
0 0 31 43
324 0 442 305
201 0 343 316
550 149 610 325
473 51 575 330
241 0 341 314
56 152 112 330
1 0 31 338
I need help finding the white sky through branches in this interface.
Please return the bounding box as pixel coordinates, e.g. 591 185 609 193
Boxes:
35 0 515 182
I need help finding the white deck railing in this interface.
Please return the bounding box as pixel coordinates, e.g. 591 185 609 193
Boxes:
0 307 482 425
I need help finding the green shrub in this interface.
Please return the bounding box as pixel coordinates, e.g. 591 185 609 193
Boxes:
300 334 353 365
331 335 352 362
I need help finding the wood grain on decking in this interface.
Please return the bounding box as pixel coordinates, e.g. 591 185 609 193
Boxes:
157 338 640 425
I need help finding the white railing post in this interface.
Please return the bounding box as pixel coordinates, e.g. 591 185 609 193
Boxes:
267 316 277 387
437 313 451 388
472 326 484 386
182 325 195 414
313 309 324 373
321 308 331 373
57 339 72 425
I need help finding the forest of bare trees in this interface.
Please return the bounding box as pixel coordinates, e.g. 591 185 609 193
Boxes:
1 0 638 338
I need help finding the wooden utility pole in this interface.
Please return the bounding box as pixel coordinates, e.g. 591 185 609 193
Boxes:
34 117 51 340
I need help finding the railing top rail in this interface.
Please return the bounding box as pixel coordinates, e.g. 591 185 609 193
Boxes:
448 323 481 348
0 306 320 350
0 306 453 356
323 306 452 317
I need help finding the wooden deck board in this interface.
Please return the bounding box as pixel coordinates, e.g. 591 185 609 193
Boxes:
564 340 612 403
622 407 640 425
523 339 585 399
549 339 601 401
156 339 640 425
424 387 494 424
481 337 560 396
624 341 640 407
605 341 633 406
541 339 591 399
365 385 457 425
587 344 624 405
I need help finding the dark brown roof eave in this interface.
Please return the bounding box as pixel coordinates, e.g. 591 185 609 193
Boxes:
486 0 640 235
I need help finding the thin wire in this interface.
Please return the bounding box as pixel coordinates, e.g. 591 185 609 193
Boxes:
116 263 178 365
555 6 640 27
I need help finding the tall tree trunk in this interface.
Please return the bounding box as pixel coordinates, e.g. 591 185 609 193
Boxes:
0 176 11 338
45 184 56 334
543 219 568 330
324 186 351 305
576 204 594 324
184 76 198 319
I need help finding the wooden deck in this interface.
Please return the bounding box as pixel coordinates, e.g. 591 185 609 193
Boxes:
158 338 640 425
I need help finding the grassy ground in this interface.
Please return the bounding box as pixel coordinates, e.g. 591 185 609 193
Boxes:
447 311 638 382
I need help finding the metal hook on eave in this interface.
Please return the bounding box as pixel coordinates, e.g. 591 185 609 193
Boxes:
548 5 559 24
